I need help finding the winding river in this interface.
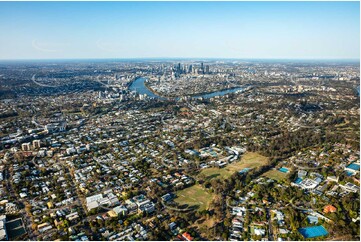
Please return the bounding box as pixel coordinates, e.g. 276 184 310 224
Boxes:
129 77 244 99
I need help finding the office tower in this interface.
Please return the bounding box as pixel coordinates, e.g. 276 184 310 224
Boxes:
188 65 193 74
205 65 210 74
201 62 204 74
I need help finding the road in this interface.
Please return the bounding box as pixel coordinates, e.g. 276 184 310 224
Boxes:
31 74 58 88
266 208 274 241
3 163 38 240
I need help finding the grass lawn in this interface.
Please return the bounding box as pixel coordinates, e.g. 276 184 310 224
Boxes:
194 216 217 234
174 184 216 211
263 169 288 181
200 152 269 180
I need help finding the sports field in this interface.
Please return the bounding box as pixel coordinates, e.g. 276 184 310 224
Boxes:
174 184 216 211
200 152 269 180
263 169 288 181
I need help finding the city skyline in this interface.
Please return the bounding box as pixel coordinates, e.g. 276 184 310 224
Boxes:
0 1 360 60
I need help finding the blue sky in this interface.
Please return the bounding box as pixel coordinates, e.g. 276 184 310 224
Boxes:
0 1 359 60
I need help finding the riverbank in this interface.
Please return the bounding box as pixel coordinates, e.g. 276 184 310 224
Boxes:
191 85 250 99
131 77 249 99
125 76 141 88
143 81 173 99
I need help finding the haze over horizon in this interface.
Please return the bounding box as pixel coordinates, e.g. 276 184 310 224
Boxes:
0 1 360 60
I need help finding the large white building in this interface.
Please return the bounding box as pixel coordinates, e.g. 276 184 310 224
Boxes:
0 215 7 241
299 178 320 190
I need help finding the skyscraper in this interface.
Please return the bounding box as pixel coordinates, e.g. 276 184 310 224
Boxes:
177 63 181 74
205 65 210 74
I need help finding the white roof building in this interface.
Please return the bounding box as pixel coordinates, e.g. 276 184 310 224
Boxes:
0 215 7 241
300 178 319 190
254 228 266 236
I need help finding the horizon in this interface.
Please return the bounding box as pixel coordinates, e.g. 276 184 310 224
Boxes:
0 57 360 62
0 1 360 60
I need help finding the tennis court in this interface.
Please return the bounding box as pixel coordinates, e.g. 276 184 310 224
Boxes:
5 218 27 239
298 225 328 238
347 163 360 171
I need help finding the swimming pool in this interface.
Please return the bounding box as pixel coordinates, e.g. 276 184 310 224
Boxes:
298 225 328 238
279 167 289 173
294 178 303 184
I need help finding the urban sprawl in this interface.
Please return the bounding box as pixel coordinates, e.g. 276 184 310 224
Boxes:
0 59 359 241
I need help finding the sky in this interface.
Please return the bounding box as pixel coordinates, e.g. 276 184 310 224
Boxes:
0 1 359 60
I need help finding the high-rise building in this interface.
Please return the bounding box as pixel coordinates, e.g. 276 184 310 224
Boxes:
188 65 193 74
201 62 204 74
205 65 210 74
